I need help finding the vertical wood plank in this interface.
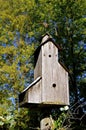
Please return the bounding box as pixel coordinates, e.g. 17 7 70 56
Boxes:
19 34 69 106
28 79 42 103
41 41 69 105
34 50 42 80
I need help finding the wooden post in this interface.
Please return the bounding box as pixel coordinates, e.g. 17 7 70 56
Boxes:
19 34 69 129
40 108 55 130
40 116 54 130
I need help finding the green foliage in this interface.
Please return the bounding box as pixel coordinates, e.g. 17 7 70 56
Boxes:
54 112 66 129
0 0 86 129
0 107 30 130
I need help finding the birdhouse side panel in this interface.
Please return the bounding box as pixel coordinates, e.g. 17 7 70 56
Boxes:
42 62 69 105
41 42 61 104
34 50 42 80
41 42 69 105
57 63 69 105
28 79 42 103
42 41 58 62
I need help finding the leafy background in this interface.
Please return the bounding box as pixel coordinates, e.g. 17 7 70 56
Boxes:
0 0 86 129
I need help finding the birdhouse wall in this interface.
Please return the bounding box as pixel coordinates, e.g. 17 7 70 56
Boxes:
27 79 42 103
19 34 69 107
34 50 42 80
41 42 69 105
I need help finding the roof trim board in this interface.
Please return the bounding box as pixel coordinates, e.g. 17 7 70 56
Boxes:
21 76 42 93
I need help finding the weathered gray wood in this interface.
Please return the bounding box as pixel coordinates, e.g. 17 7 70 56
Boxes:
40 116 54 130
28 79 42 103
19 77 42 106
22 77 41 93
41 34 50 44
41 41 69 105
34 50 42 80
19 34 69 107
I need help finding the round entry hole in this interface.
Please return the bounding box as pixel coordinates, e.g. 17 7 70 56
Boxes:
49 54 51 57
52 83 56 88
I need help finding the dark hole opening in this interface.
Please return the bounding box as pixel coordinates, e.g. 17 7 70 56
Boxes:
49 54 51 57
45 123 49 126
52 83 56 88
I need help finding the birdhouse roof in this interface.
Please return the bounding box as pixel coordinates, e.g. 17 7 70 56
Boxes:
34 34 62 67
21 76 42 93
19 34 69 107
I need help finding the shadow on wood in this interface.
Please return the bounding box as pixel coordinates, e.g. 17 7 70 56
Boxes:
19 33 69 108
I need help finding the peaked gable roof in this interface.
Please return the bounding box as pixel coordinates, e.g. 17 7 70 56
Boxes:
34 34 62 67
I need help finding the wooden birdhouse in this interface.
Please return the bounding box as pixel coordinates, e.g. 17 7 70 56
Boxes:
19 34 69 108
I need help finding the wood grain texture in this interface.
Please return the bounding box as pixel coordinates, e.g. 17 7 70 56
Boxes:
28 79 42 103
34 50 42 80
41 41 69 105
19 34 69 107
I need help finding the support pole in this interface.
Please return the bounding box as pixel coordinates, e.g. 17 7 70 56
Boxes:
40 115 54 130
40 108 55 130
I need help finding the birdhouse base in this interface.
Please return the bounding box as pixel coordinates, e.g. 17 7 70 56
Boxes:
19 102 67 111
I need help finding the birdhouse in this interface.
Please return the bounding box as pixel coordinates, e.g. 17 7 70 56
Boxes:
19 34 69 108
